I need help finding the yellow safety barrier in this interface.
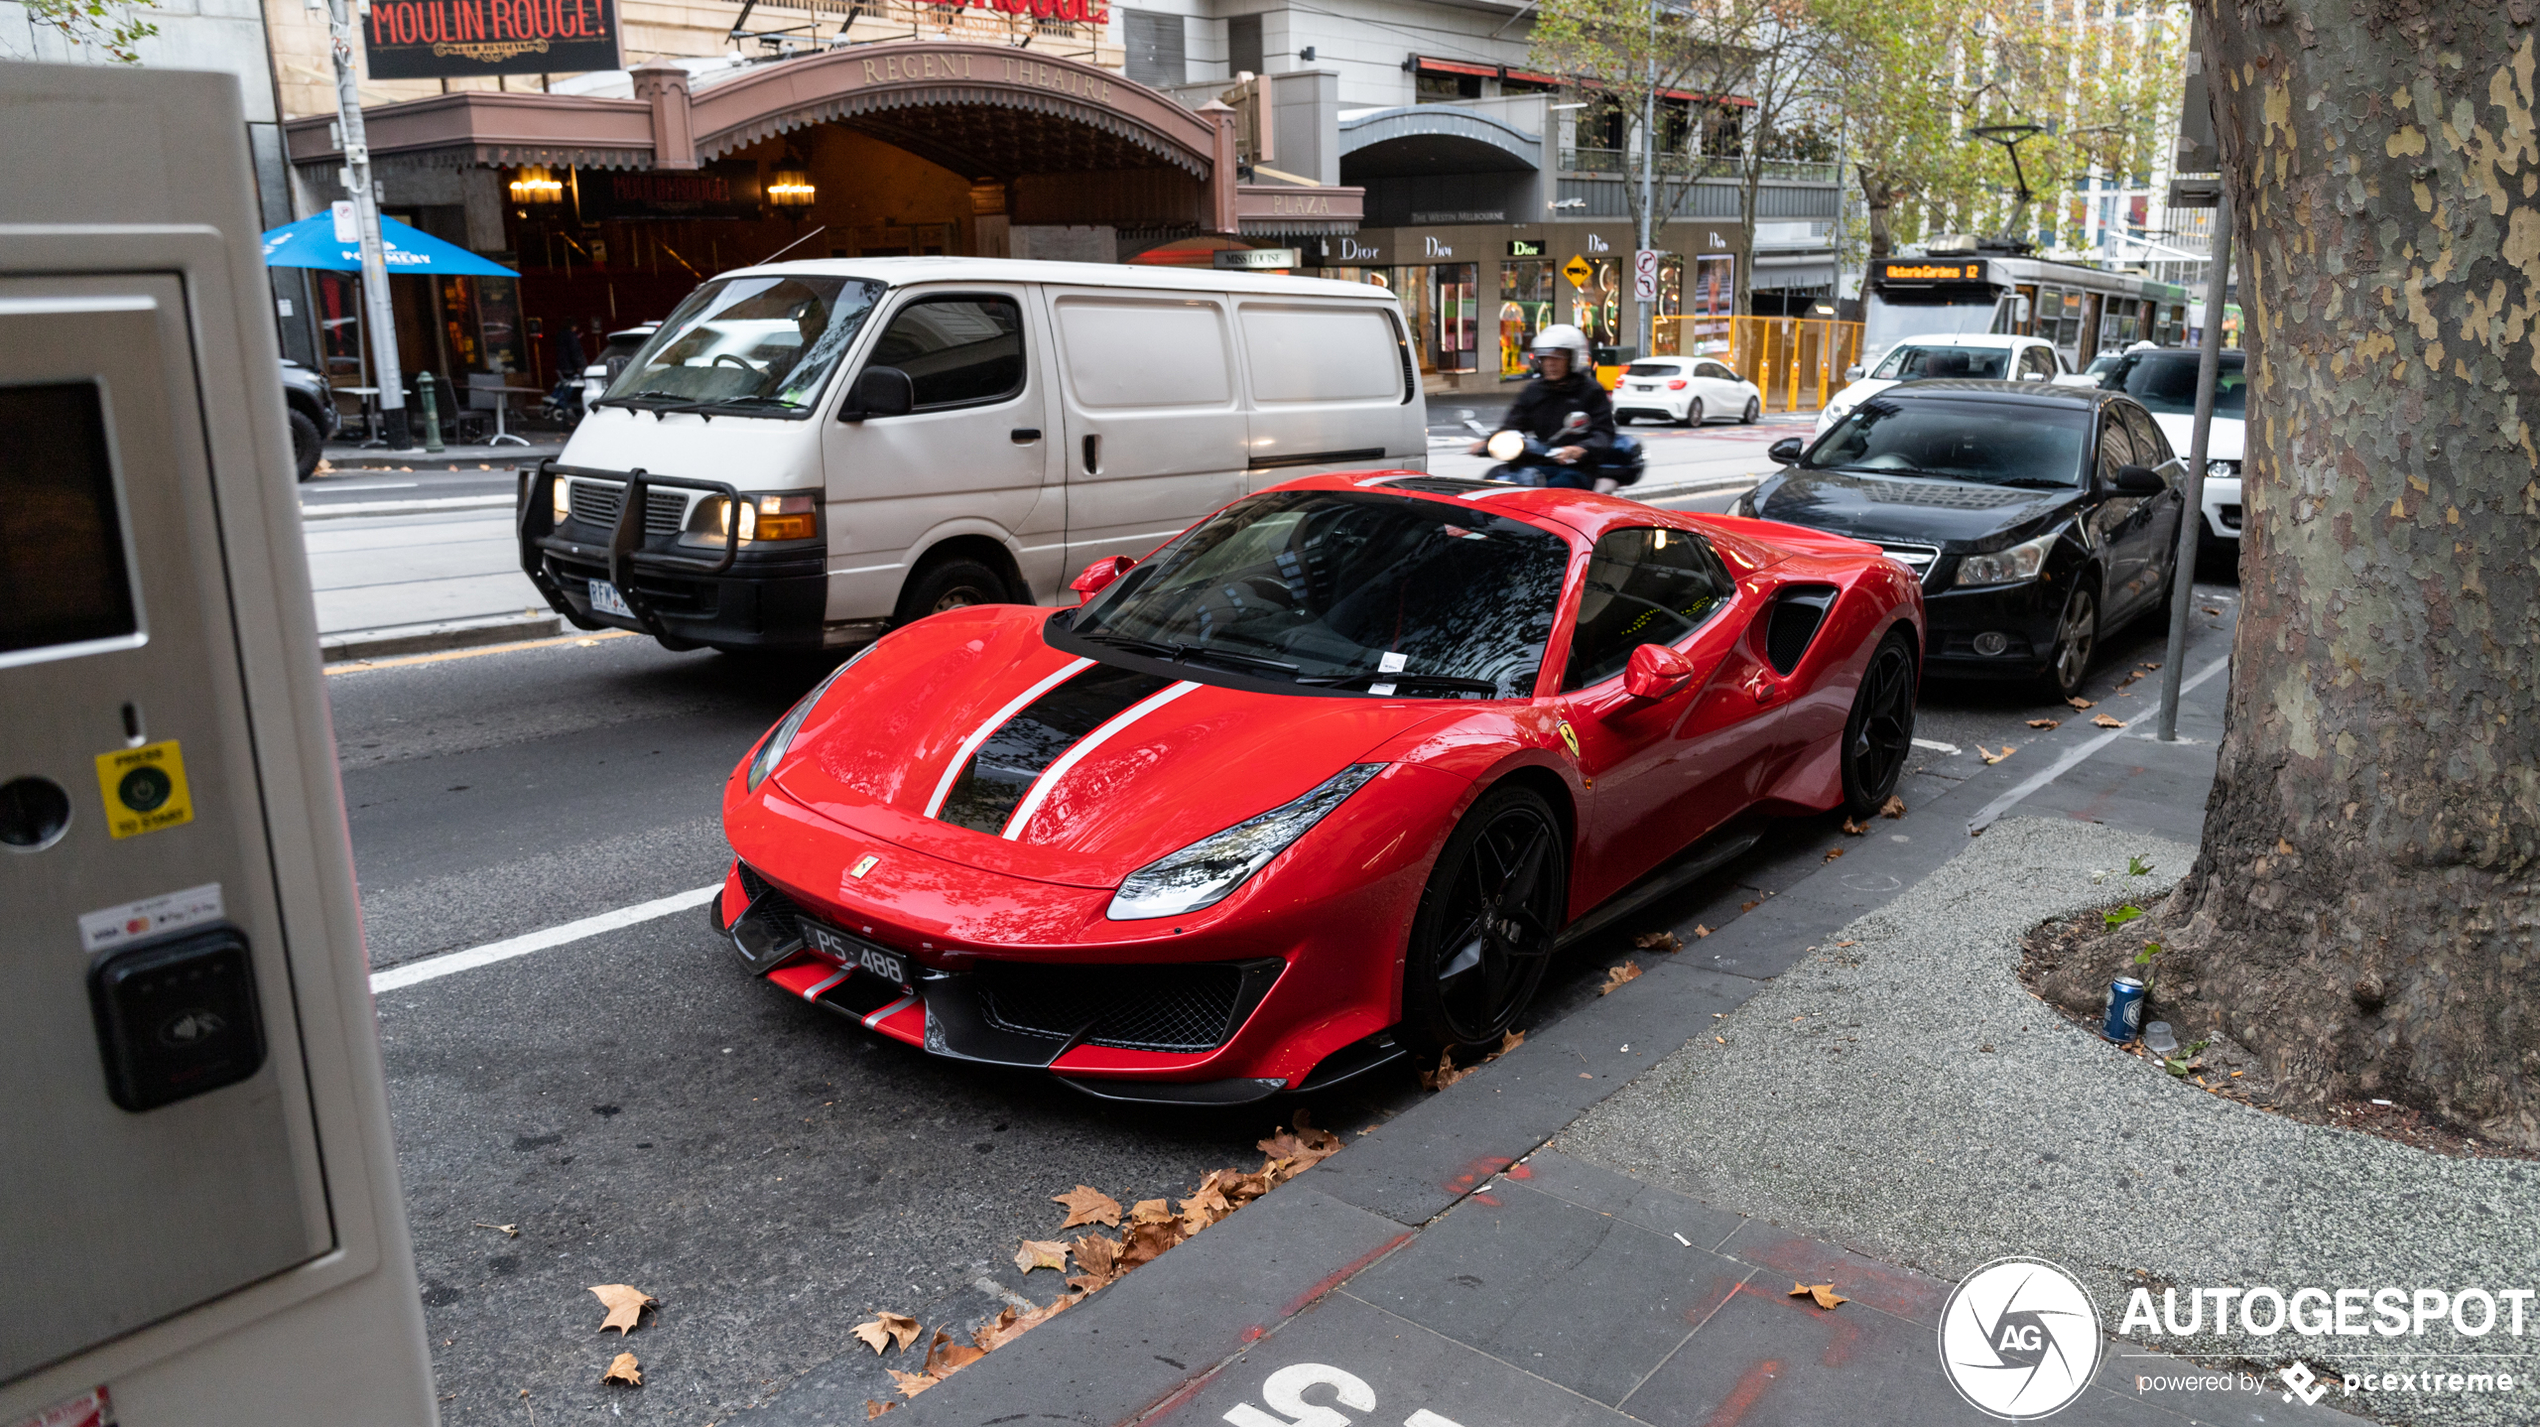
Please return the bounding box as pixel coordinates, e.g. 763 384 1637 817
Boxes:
1655 315 1863 413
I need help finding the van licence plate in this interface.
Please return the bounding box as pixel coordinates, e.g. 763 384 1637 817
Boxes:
588 579 633 618
801 920 909 987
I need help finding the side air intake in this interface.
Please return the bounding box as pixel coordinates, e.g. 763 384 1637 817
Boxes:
1764 587 1839 675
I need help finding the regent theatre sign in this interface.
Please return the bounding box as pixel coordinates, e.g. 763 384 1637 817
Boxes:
364 0 619 79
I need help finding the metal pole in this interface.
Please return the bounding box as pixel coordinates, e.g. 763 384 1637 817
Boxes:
1638 0 1655 357
2156 187 2231 740
326 0 410 448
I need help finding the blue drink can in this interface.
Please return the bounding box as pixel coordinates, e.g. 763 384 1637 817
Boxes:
2102 976 2147 1042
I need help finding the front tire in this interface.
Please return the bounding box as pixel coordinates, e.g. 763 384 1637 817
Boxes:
1400 784 1567 1054
1840 629 1918 816
895 557 1011 626
288 408 323 482
2042 581 2099 700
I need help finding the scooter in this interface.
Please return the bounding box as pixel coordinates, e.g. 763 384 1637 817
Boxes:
1460 410 1646 491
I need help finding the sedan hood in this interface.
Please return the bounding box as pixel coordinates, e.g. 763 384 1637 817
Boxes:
1752 468 2078 551
769 607 1450 888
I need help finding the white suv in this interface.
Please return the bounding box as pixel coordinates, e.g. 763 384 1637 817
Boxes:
1814 334 2077 434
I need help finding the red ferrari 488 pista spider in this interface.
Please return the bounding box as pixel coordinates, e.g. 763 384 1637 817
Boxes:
716 473 1922 1104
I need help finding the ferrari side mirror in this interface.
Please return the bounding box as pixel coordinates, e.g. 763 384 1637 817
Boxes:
1070 555 1135 602
1622 643 1695 701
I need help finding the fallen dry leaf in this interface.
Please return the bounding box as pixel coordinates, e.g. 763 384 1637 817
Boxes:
474 1222 519 1236
2091 714 2125 728
1693 924 1712 938
1879 794 1907 818
1069 1232 1121 1281
2066 696 2095 710
852 1311 922 1355
2119 669 2141 685
1840 816 1868 835
602 1352 642 1387
1822 846 1845 861
2115 685 2135 697
1600 962 1644 995
886 1368 939 1399
1052 1185 1122 1229
1014 1240 1070 1275
588 1285 656 1336
2140 661 2161 670
1128 1198 1175 1226
2202 605 2222 615
867 1400 899 1419
1633 930 1683 953
2026 718 2061 729
1117 1219 1184 1270
2276 837 2296 855
1419 1047 1471 1091
1790 1282 1849 1311
1739 899 1760 913
925 1327 986 1377
1496 1029 1525 1057
1978 744 2015 765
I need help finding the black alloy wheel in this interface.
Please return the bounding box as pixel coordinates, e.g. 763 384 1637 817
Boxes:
1401 785 1567 1052
1741 397 1762 424
896 557 1011 625
2044 581 2099 699
1683 398 1704 427
1841 629 1919 816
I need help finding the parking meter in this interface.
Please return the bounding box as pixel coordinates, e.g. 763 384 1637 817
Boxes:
0 63 436 1426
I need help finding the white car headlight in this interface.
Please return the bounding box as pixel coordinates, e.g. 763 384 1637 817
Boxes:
746 641 879 791
2203 460 2239 478
1953 531 2060 587
1108 764 1386 920
1816 402 1851 430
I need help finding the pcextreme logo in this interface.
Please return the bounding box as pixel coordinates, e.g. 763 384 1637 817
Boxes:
1938 1257 2105 1420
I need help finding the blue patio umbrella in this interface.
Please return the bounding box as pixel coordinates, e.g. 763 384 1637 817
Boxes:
260 212 517 276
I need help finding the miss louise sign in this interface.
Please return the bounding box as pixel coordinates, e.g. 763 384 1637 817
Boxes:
364 0 619 79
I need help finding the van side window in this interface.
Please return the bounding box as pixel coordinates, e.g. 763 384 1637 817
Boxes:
867 295 1026 410
1239 304 1404 403
1563 526 1735 690
1056 298 1234 408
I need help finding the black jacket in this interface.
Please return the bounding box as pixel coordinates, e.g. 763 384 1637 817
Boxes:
1497 373 1617 454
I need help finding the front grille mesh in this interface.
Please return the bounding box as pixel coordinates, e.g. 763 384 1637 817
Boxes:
736 862 804 925
975 961 1244 1054
569 480 687 536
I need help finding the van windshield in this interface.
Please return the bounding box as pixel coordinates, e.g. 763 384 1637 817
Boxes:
1060 490 1569 699
600 274 884 417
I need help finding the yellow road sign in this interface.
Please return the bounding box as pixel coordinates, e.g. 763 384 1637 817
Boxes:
1563 255 1593 288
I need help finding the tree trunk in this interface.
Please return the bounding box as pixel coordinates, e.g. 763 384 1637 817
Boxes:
2158 0 2540 1146
1860 170 1896 264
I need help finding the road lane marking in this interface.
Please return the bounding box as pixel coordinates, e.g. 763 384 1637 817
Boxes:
1912 738 1962 755
303 494 515 518
370 883 720 992
1965 653 2231 834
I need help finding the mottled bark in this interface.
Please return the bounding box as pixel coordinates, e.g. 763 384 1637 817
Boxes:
2159 0 2540 1145
1860 170 1898 264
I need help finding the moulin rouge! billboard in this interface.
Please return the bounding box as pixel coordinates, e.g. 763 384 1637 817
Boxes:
364 0 620 80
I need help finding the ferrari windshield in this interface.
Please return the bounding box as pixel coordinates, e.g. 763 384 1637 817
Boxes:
1066 489 1570 699
600 274 884 415
1805 398 2089 487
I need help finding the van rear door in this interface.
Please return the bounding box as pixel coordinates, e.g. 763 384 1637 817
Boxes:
1233 298 1421 487
1046 288 1247 572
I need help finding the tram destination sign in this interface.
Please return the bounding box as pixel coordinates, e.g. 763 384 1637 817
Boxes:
1876 258 1988 285
364 0 620 79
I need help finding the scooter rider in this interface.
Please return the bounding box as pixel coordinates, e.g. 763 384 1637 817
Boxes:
1467 324 1618 489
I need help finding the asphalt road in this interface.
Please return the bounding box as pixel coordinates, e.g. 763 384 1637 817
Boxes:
338 521 2239 1424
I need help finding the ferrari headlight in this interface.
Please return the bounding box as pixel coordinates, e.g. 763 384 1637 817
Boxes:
1953 531 2059 587
1107 764 1387 921
746 641 879 791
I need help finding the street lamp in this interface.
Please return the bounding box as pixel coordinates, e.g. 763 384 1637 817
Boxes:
767 155 817 210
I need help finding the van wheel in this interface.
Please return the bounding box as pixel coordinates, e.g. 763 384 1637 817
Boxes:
896 558 1011 626
288 408 323 481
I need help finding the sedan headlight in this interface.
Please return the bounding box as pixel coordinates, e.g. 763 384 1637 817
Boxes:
1954 530 2060 587
1108 764 1387 921
2203 460 2239 478
746 641 878 791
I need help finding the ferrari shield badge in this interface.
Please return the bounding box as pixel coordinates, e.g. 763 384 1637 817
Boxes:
1556 720 1581 760
849 854 880 879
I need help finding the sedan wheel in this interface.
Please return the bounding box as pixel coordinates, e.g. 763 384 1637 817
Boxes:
2044 583 2098 699
1683 398 1704 427
1402 785 1566 1051
1841 631 1918 816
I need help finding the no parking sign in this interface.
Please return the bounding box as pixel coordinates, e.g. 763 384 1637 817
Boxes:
1633 249 1663 302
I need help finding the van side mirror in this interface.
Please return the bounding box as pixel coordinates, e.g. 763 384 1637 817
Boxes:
839 365 914 422
1070 555 1135 602
2109 463 2165 495
1621 643 1695 701
1768 436 1806 465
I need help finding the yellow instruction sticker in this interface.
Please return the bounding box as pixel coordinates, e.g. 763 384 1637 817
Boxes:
94 740 195 839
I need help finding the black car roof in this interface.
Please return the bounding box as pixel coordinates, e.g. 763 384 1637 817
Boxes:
1875 379 2110 409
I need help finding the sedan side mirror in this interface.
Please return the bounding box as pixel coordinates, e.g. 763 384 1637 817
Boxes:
1768 436 1806 465
1070 554 1135 602
1622 642 1695 701
1843 364 1864 381
839 365 914 422
2109 463 2165 495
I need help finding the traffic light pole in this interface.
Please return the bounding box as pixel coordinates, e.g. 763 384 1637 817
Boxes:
325 0 410 449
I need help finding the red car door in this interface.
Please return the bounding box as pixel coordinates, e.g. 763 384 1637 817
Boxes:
1551 524 1768 909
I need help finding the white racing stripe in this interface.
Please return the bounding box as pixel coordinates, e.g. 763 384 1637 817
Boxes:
1964 654 2231 834
369 883 720 993
862 995 918 1028
1001 680 1201 840
801 969 852 1001
923 657 1098 819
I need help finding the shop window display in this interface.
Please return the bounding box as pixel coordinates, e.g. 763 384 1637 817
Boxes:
1498 261 1555 379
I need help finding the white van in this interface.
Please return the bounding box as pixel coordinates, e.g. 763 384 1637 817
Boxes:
518 258 1427 653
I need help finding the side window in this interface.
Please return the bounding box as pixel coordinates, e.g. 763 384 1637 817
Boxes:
867 295 1026 410
2023 347 2059 380
1563 526 1736 691
1056 297 1235 408
2094 411 2137 486
1240 304 1402 403
1703 361 1737 381
2121 404 2172 465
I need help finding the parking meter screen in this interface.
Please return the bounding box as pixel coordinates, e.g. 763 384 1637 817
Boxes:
0 381 138 656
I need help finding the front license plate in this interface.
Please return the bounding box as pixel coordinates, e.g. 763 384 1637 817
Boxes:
802 919 908 987
588 579 633 618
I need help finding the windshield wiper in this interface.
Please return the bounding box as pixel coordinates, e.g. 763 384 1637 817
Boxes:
1982 476 2077 490
1817 464 1953 479
1078 632 1301 678
1297 672 1503 697
678 394 803 415
589 390 692 417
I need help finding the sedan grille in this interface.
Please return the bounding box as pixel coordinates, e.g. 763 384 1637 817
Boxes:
975 961 1246 1054
1875 542 1942 584
568 479 688 536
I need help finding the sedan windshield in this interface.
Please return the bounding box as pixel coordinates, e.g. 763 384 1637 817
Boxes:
1065 490 1570 699
602 274 884 415
1871 345 2013 380
1805 398 2089 487
2116 351 2247 418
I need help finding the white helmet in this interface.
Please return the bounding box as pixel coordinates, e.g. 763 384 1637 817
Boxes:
1530 323 1592 370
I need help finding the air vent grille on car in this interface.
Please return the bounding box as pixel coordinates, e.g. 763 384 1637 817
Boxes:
1764 586 1839 675
568 480 687 536
974 961 1246 1054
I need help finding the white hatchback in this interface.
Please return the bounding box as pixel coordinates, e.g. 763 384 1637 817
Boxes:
1612 356 1763 426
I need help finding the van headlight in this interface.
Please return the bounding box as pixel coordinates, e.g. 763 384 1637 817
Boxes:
684 491 821 548
1107 764 1386 920
1953 531 2060 587
746 641 878 791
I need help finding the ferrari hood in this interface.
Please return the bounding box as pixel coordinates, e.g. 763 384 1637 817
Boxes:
769 608 1450 888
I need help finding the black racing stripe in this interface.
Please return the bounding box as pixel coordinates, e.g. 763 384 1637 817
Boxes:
936 665 1176 834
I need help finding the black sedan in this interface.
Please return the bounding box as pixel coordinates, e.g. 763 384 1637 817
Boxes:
1738 381 2184 699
